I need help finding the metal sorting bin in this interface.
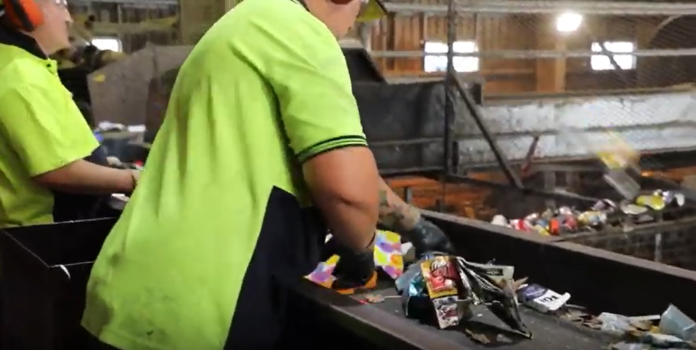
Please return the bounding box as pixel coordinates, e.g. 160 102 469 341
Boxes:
2 212 696 350
0 219 386 350
559 213 696 271
487 178 696 271
563 181 696 270
0 218 117 350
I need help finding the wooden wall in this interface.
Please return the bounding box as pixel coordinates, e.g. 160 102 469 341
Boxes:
72 2 696 95
369 11 671 95
372 14 538 93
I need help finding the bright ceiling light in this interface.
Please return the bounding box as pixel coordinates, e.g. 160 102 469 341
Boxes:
556 12 583 33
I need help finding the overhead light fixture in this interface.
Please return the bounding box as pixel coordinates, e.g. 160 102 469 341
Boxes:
556 12 583 33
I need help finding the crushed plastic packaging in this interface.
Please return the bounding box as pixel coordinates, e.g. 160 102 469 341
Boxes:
457 256 532 338
395 262 421 294
630 332 693 348
397 252 532 338
491 215 508 226
610 342 644 350
516 284 571 313
594 305 696 349
597 312 663 335
613 333 696 350
422 255 462 328
598 313 636 335
660 304 696 342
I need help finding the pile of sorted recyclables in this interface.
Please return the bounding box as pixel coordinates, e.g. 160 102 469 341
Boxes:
491 190 686 236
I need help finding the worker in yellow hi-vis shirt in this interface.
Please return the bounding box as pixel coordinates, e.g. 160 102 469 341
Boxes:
82 0 453 349
0 0 139 228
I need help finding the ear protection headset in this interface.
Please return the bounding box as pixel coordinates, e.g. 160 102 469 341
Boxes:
0 0 44 32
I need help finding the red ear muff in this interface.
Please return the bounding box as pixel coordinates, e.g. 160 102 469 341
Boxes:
4 0 43 32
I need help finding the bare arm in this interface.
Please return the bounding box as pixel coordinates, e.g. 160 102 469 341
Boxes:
304 147 380 252
34 159 136 194
0 81 136 196
264 17 382 253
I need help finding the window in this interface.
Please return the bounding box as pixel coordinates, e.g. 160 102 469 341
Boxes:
590 41 636 71
424 41 479 73
91 37 122 52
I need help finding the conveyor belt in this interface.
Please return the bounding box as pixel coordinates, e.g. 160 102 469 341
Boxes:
350 281 617 350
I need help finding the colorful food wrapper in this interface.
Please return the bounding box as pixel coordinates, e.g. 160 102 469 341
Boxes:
305 230 404 287
432 297 461 329
421 256 462 329
422 256 460 299
305 255 340 288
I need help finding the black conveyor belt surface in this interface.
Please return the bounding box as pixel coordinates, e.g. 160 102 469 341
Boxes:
351 281 617 350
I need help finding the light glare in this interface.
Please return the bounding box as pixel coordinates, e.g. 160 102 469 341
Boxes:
556 12 583 32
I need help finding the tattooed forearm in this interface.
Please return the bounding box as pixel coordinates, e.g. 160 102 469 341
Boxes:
378 178 421 231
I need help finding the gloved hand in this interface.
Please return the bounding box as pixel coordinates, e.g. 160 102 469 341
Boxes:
322 235 377 292
400 218 454 257
332 248 376 291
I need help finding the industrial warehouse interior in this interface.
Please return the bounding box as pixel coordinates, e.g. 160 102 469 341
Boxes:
2 0 696 349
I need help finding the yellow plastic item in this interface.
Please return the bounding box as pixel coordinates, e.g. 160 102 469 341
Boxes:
596 133 639 170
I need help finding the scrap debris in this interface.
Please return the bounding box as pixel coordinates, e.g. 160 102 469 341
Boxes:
517 283 571 313
512 283 696 349
396 253 533 338
359 294 401 304
492 190 686 236
362 294 385 304
303 229 696 350
581 305 696 349
516 287 696 349
464 328 491 344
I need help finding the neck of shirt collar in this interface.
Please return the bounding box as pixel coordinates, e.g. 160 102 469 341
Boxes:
0 25 48 59
0 25 59 75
